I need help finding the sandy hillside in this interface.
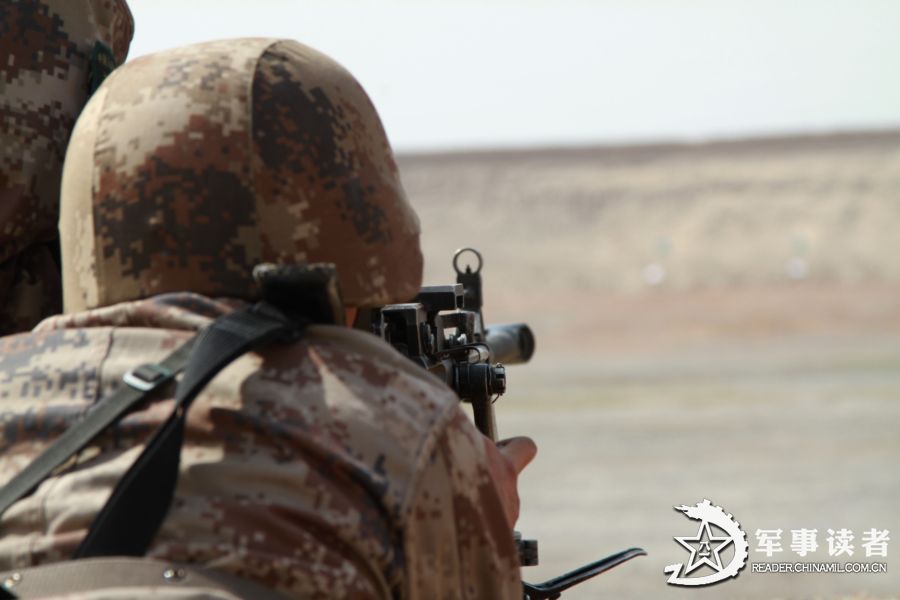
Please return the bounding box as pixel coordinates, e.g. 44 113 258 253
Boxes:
396 131 900 599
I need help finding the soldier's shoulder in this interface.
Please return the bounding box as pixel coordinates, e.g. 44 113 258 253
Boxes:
0 326 109 384
220 325 463 489
243 324 461 430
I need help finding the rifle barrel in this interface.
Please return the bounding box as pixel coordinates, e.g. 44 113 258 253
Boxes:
485 323 535 365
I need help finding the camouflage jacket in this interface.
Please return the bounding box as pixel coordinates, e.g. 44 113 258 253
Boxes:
0 0 133 335
0 293 521 599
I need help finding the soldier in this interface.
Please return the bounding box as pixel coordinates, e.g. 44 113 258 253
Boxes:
0 0 134 335
0 38 536 598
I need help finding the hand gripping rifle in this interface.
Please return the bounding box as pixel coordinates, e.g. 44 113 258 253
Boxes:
367 248 646 599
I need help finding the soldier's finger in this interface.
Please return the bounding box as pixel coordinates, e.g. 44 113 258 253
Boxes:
496 436 537 474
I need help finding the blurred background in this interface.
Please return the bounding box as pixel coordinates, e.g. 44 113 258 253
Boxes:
132 2 900 598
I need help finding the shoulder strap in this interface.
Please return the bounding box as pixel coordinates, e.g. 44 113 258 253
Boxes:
0 339 195 522
75 303 305 558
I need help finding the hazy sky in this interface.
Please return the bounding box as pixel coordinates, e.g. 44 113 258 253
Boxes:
128 1 900 152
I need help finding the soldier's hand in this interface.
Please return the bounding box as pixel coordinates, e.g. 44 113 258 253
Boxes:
483 436 538 528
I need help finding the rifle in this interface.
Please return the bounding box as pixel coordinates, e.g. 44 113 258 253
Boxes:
367 248 646 599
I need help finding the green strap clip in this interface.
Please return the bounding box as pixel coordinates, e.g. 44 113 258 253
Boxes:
87 41 117 95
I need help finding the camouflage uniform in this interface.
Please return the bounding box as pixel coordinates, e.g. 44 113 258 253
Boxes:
0 39 522 599
0 294 521 598
0 0 133 335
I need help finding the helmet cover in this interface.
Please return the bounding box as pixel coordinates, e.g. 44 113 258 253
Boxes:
61 38 422 311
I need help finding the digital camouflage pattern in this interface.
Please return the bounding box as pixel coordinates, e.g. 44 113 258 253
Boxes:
4 36 518 598
0 294 522 599
0 0 133 334
61 38 423 312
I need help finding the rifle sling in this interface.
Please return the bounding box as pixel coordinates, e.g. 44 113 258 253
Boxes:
75 304 304 558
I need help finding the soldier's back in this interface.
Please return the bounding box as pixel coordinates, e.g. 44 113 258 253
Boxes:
0 293 520 599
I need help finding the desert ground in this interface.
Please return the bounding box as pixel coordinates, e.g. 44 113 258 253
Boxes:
397 130 900 599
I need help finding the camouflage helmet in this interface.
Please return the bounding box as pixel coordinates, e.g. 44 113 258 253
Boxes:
0 0 134 264
60 38 423 312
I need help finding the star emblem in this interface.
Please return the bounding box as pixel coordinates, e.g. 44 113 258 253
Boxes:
675 520 733 575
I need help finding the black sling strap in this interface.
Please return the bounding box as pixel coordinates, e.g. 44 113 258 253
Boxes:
0 264 337 570
0 339 195 521
74 303 305 558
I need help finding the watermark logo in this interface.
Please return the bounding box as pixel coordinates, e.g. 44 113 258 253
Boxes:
752 527 890 559
665 499 749 586
750 527 889 575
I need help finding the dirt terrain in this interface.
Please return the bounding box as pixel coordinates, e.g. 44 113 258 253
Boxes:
397 131 900 599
